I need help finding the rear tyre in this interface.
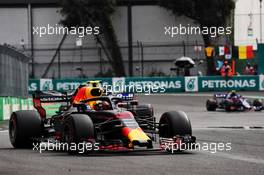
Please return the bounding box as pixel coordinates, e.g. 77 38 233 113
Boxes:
206 99 217 111
253 99 263 107
9 110 42 148
159 111 192 138
64 114 95 154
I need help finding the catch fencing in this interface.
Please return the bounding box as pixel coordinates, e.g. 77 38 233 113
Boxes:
24 42 206 78
0 45 29 98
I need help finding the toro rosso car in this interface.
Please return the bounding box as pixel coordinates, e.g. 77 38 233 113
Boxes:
206 91 263 112
9 81 196 153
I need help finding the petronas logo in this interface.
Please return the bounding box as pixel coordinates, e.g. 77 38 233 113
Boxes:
261 79 264 89
112 78 125 92
115 80 123 87
40 79 53 91
43 81 52 90
187 78 195 90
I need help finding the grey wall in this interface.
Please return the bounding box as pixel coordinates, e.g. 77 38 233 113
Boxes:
0 8 28 46
0 5 208 78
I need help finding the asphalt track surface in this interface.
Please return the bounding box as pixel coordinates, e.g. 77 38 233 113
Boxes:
1 92 264 175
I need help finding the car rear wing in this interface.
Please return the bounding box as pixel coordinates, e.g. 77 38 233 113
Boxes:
32 91 73 119
33 90 72 103
214 93 227 98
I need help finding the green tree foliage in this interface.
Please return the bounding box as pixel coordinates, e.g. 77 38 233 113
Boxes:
60 0 126 76
158 0 235 46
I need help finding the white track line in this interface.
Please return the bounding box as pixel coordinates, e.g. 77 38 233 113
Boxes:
200 150 264 165
193 127 264 131
0 130 8 133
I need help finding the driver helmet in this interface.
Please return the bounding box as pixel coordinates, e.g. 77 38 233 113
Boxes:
93 100 110 110
230 90 237 97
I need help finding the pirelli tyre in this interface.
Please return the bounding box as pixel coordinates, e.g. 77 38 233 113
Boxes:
64 114 95 154
9 110 42 148
206 99 217 111
159 111 192 138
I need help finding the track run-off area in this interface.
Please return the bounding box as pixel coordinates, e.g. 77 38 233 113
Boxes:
0 92 264 175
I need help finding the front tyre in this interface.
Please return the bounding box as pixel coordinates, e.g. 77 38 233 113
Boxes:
206 99 217 111
64 114 95 154
253 99 263 111
159 111 192 138
159 111 193 153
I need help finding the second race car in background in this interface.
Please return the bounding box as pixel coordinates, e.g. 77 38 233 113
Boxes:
206 92 263 112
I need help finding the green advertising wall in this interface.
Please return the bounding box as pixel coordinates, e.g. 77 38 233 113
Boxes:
124 77 185 93
2 75 264 121
198 76 259 92
28 75 264 94
28 77 186 94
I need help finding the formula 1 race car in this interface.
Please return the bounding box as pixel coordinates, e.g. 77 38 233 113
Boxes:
206 92 263 112
75 81 155 130
9 81 196 154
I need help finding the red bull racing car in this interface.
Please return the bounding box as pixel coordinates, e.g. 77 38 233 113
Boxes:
9 81 196 154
